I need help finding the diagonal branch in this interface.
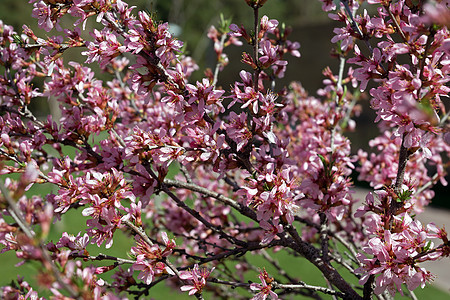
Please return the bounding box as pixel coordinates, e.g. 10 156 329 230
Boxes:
163 178 258 221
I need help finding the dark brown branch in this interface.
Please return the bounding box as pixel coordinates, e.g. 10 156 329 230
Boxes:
419 27 436 81
319 212 330 264
73 253 135 265
363 274 375 300
393 135 413 194
282 224 362 299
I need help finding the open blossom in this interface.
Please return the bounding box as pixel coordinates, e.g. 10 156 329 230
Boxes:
356 228 436 295
348 45 384 91
260 15 278 34
82 28 127 68
56 232 90 256
225 112 252 151
259 219 283 245
318 0 337 11
259 40 287 69
31 1 53 32
179 264 214 296
130 232 176 284
250 270 278 300
331 26 354 51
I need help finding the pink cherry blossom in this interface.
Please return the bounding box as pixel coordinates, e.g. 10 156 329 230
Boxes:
179 264 214 296
250 271 278 300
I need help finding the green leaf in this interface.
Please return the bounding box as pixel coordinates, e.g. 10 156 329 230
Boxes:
12 34 24 46
397 189 413 202
218 13 232 34
423 240 432 252
317 154 327 167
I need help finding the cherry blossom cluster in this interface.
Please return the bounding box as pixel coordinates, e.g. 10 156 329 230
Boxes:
0 0 449 299
322 0 450 296
355 192 449 295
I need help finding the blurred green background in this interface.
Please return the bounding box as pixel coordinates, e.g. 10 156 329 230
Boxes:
0 0 449 299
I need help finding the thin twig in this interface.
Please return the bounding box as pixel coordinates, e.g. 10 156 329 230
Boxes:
323 275 339 300
179 164 193 184
163 178 258 221
340 0 374 54
253 5 260 92
75 253 135 265
273 282 346 298
328 252 358 277
212 33 227 87
386 6 408 42
330 55 346 152
260 249 296 282
408 289 418 300
145 165 248 247
294 216 359 264
415 172 439 195
123 219 154 246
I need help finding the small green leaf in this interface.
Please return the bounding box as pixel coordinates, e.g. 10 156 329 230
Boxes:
218 13 232 34
423 240 432 252
12 34 24 46
397 189 413 202
317 154 327 167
